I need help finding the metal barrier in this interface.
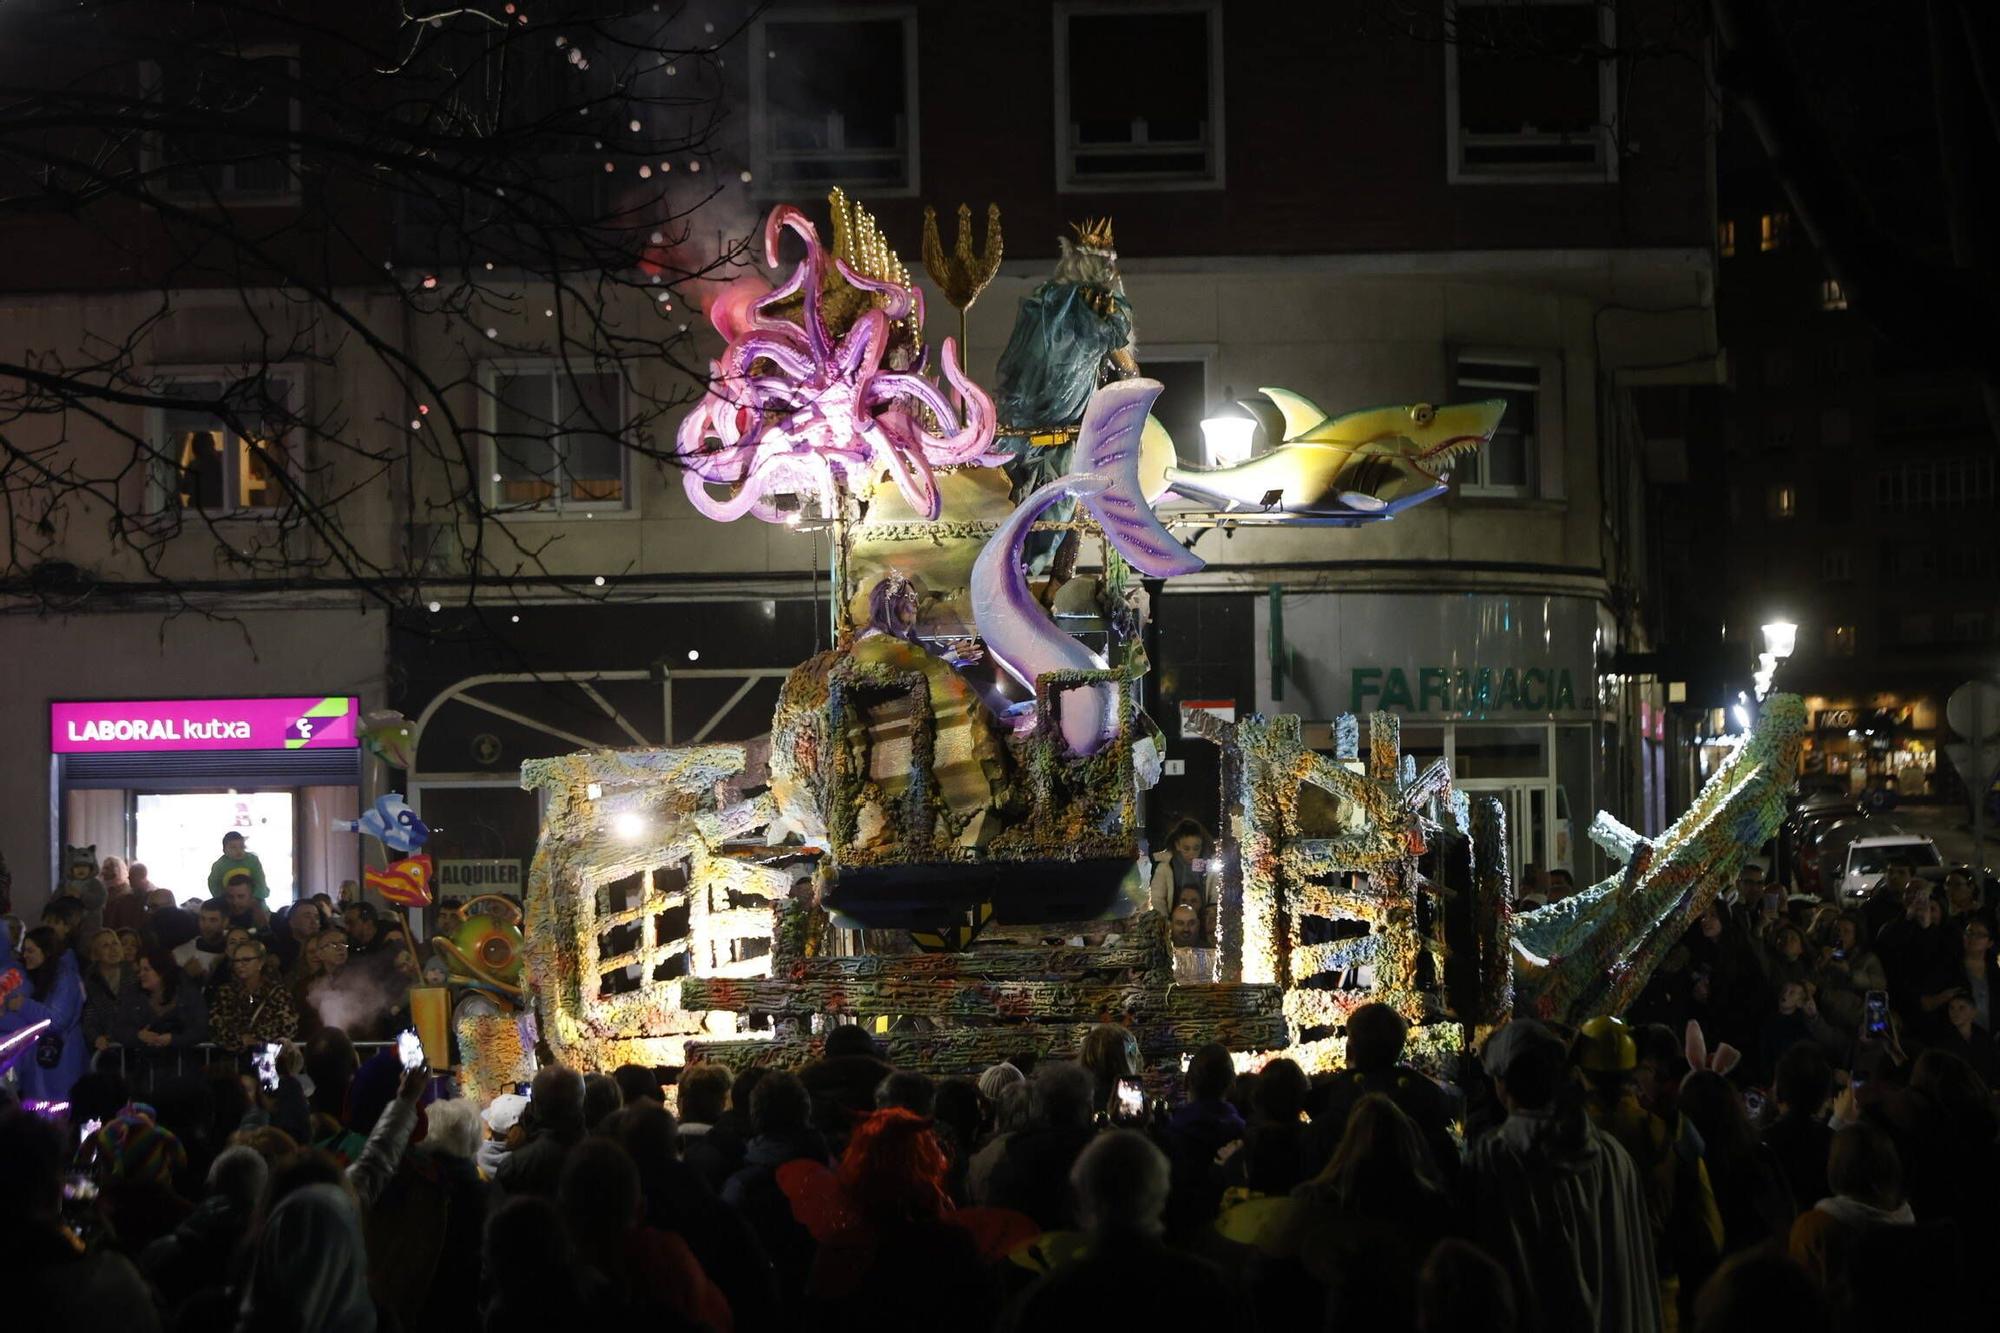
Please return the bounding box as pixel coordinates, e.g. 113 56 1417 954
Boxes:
90 1040 396 1084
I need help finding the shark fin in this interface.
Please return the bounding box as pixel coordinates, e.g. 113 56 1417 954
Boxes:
1259 387 1330 442
1073 380 1205 578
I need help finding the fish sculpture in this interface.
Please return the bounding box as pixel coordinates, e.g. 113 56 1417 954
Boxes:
971 378 1204 756
336 792 431 854
365 854 434 908
1164 390 1507 522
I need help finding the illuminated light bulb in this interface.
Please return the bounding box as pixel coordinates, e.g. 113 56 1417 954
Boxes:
485 260 494 270
427 600 441 613
629 119 642 132
614 811 645 840
1199 416 1258 468
418 404 429 415
586 782 602 800
603 162 615 173
650 231 664 244
510 615 520 623
687 161 700 173
421 275 437 289
593 575 606 586
409 419 421 429
485 328 498 339
491 472 501 483
638 165 652 179
740 170 753 183
1761 620 1798 658
687 649 700 662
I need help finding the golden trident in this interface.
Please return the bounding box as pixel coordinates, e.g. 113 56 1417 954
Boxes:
921 201 1004 353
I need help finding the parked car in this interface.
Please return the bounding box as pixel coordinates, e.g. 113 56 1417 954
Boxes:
1838 831 1942 901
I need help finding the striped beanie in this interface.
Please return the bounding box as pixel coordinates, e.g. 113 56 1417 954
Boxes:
94 1102 188 1188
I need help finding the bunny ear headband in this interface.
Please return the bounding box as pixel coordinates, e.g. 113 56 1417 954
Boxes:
1684 1019 1742 1078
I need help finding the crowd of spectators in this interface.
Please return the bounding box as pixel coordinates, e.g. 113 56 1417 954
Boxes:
3 853 1994 1330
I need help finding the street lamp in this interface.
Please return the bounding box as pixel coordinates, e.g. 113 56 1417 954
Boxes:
1756 620 1797 699
1198 414 1258 468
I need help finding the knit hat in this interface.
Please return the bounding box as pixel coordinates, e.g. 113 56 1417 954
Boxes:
482 1092 529 1135
976 1062 1024 1103
1480 1019 1566 1080
93 1102 187 1188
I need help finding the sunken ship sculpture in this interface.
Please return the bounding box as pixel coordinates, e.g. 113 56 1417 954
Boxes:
509 194 1804 1088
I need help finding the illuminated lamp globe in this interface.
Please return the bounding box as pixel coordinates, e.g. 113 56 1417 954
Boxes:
1761 621 1798 659
1199 415 1257 469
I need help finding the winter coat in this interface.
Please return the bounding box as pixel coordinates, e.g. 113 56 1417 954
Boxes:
2 949 88 1103
1466 1109 1663 1333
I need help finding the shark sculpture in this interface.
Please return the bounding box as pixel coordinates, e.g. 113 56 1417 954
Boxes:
1165 390 1507 522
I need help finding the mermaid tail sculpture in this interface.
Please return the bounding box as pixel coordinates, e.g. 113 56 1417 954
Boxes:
971 379 1203 757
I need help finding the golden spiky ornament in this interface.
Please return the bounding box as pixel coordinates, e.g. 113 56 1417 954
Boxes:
1070 216 1115 256
922 202 1004 313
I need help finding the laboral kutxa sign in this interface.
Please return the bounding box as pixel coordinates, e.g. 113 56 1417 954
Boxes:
51 696 360 754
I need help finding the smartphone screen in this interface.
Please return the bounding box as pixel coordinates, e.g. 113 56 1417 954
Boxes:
1864 990 1890 1037
1113 1077 1146 1122
397 1029 424 1072
254 1042 281 1091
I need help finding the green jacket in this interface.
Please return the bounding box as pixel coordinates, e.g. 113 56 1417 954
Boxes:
207 851 269 899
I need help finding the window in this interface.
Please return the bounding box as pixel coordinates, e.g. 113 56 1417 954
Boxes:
1135 350 1214 466
1760 211 1790 252
1876 457 1997 512
1821 407 1852 447
1767 484 1796 519
1057 4 1222 189
1763 348 1794 386
1765 412 1795 450
1819 278 1849 310
146 53 299 202
149 369 300 514
1454 354 1546 498
1950 611 1991 642
1446 0 1618 182
1819 477 1853 522
750 10 918 193
1818 341 1862 381
1718 220 1736 257
1825 624 1857 656
1821 549 1852 582
482 363 629 513
1898 613 1936 645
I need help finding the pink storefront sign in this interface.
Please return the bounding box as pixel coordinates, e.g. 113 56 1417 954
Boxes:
50 696 359 754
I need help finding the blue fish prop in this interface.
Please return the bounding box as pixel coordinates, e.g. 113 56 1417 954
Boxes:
337 792 431 853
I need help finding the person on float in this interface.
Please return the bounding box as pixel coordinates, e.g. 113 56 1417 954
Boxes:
206 830 269 901
1149 817 1212 917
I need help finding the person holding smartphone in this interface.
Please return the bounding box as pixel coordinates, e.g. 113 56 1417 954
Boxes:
1812 913 1887 1034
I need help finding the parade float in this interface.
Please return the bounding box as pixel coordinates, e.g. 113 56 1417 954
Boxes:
481 191 1804 1097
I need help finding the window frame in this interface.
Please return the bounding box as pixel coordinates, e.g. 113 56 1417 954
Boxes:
747 6 921 199
1131 343 1217 466
140 50 303 207
1718 219 1736 258
1819 278 1849 311
1759 210 1790 252
1443 0 1619 185
1054 0 1226 194
478 359 636 519
144 364 305 519
1451 347 1565 501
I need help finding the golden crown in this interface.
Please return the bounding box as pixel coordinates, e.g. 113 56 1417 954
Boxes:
1069 216 1116 254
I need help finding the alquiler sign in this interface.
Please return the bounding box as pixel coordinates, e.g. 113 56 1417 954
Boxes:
51 696 360 754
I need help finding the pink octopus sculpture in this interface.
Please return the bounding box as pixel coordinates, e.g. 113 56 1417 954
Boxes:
675 206 998 523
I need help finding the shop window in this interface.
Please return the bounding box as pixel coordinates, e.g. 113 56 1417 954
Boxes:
1767 483 1796 519
1821 548 1852 582
149 369 301 515
1825 624 1857 656
481 362 629 513
135 790 298 909
145 51 300 202
751 9 918 193
1718 219 1736 257
1760 210 1790 252
1446 0 1617 182
1453 353 1549 498
1057 4 1222 189
1819 278 1849 311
